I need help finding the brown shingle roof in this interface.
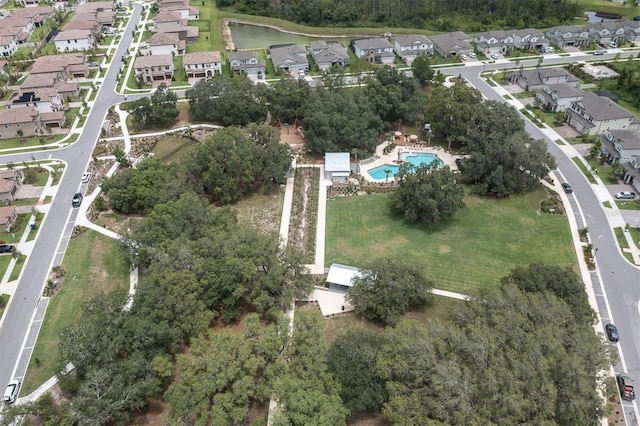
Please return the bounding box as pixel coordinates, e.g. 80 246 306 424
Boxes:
134 54 174 69
183 51 221 65
0 107 38 125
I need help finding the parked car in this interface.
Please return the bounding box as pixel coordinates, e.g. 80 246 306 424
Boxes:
468 52 476 59
615 191 636 200
609 42 618 48
72 192 83 208
0 244 14 254
617 374 635 401
3 379 20 404
606 324 619 342
81 172 91 184
561 183 573 194
257 70 263 80
491 53 499 59
594 50 605 55
298 69 305 78
460 54 468 60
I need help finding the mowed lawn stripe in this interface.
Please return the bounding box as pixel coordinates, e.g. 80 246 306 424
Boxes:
326 189 575 294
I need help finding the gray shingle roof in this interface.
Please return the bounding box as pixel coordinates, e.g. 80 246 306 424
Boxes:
575 92 635 121
269 44 308 68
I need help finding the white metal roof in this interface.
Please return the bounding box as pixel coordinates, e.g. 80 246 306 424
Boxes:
325 152 350 172
326 263 361 287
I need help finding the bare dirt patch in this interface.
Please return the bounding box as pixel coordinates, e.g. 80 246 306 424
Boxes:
233 189 285 234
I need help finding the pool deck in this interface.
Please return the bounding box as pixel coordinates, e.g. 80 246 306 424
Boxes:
358 142 460 183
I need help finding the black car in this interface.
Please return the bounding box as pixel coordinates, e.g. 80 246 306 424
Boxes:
72 192 83 208
606 324 619 342
0 244 14 254
561 183 573 194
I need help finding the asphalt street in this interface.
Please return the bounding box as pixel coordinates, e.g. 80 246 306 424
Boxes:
449 52 640 423
0 2 143 399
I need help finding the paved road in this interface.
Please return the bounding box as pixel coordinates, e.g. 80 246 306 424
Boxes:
0 2 143 398
445 52 640 423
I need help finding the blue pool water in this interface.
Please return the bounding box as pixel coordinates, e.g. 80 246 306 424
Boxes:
367 153 444 180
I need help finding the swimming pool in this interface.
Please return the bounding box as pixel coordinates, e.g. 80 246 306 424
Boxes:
367 152 444 180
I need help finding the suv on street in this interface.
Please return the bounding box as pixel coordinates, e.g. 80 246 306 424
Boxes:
615 191 636 200
81 172 91 184
561 183 573 194
594 50 605 55
3 379 20 404
605 324 619 342
72 192 83 208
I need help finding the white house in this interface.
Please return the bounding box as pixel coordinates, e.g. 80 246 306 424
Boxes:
153 10 183 29
324 152 351 183
8 88 64 113
513 28 548 51
535 84 584 112
54 29 95 52
473 30 515 54
326 263 362 292
566 92 640 135
0 35 17 57
143 32 184 56
600 129 640 164
183 51 222 79
229 51 265 77
393 34 434 64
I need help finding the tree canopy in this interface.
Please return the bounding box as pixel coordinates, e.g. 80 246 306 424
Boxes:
390 164 465 223
125 83 179 130
347 256 434 325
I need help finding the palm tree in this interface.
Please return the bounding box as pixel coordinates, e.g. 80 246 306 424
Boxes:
384 169 391 183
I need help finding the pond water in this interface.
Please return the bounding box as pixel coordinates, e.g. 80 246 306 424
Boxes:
584 11 622 23
229 23 338 50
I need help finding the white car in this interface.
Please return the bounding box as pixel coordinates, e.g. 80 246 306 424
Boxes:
3 379 20 404
460 54 468 60
468 52 476 59
615 191 636 200
81 172 91 184
491 53 499 60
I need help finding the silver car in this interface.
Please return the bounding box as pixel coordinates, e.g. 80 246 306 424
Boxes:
3 379 20 404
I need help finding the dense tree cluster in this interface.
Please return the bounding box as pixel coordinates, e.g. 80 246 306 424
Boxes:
614 66 640 109
216 0 579 31
125 83 179 130
100 124 292 211
391 164 465 223
423 83 556 197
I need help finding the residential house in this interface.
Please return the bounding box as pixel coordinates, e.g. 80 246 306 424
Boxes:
600 129 640 165
30 53 88 79
545 25 590 48
270 44 308 73
622 155 640 190
0 107 45 139
326 263 363 293
20 73 79 98
0 169 23 203
153 25 199 43
143 32 184 56
473 30 515 54
0 18 32 46
163 5 199 20
62 19 102 34
153 10 183 29
10 7 55 28
535 84 585 112
0 34 17 57
183 51 222 79
509 67 579 91
158 0 188 8
310 41 349 70
53 29 95 52
324 152 350 183
393 34 434 64
623 20 640 42
566 92 640 135
134 54 175 83
228 51 265 77
586 22 625 45
0 206 18 231
351 37 395 64
513 28 548 51
8 88 64 113
430 31 473 57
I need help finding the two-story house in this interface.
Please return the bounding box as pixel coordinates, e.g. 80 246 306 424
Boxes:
143 32 184 56
183 51 222 79
535 84 585 112
586 22 625 45
393 34 434 64
430 31 473 57
31 53 88 79
310 41 349 70
566 92 640 135
8 88 64 113
0 169 24 203
0 34 17 57
270 44 308 73
509 67 579 91
53 29 95 53
0 106 45 140
473 30 515 54
228 51 265 77
134 54 175 83
153 10 183 30
163 5 199 21
622 154 640 190
623 20 640 42
351 37 395 64
545 25 590 48
153 25 199 44
600 129 640 165
11 6 55 29
513 28 548 51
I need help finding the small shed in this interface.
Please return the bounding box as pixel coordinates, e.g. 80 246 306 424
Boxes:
324 152 351 183
326 263 362 292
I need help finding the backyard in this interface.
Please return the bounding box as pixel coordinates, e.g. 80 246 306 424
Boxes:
326 188 576 295
22 229 130 394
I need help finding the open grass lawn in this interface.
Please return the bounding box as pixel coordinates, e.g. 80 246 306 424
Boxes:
151 135 196 161
0 293 9 319
577 0 640 20
0 214 29 243
232 188 285 234
22 230 130 395
0 255 11 283
326 189 576 294
9 254 26 282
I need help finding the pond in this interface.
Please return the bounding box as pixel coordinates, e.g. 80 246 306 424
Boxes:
229 23 339 50
584 10 622 23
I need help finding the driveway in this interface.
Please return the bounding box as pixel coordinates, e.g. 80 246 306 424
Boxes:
15 184 43 199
